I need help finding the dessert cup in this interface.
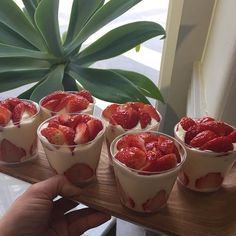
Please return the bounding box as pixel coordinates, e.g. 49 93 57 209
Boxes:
110 131 186 213
39 91 95 121
174 124 236 192
37 115 105 186
0 100 41 165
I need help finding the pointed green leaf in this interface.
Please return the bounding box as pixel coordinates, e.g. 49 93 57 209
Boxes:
111 69 165 103
135 44 141 52
76 21 165 64
0 43 56 59
0 0 46 50
65 0 142 55
35 0 63 56
63 73 82 91
64 0 105 46
30 65 65 102
69 65 150 104
22 0 36 24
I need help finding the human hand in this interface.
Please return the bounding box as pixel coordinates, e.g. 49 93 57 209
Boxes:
0 175 111 236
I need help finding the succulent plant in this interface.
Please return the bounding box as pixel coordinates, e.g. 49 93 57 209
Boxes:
0 0 165 104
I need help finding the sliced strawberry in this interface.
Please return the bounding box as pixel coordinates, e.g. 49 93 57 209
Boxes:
228 130 236 143
140 151 161 173
0 105 12 126
22 101 37 115
200 121 234 136
53 94 77 112
4 98 21 111
41 127 65 145
185 124 204 144
195 172 223 189
196 116 215 123
0 100 11 110
179 116 196 131
142 190 167 212
115 147 147 170
87 119 103 141
77 90 93 103
178 170 189 186
0 139 26 162
42 99 60 111
142 104 160 122
41 91 67 106
66 96 89 113
139 111 151 129
155 153 177 171
116 134 146 151
58 125 75 145
127 102 145 111
64 163 94 184
12 102 25 124
138 132 159 144
102 104 119 120
189 130 218 148
157 135 175 154
201 136 233 152
74 123 90 144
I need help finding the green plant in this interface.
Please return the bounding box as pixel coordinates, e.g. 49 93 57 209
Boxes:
0 0 165 104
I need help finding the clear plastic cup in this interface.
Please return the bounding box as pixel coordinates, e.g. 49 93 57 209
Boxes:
0 100 41 165
110 131 186 213
37 114 105 186
39 91 95 121
174 124 236 192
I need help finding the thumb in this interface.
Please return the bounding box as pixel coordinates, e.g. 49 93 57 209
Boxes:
25 175 82 200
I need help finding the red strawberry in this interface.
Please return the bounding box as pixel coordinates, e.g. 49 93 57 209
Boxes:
157 135 175 154
64 163 94 184
77 90 93 103
115 147 147 169
87 119 103 141
41 127 65 145
0 105 12 126
127 102 145 111
41 91 67 106
228 130 236 143
200 121 234 136
196 116 215 123
53 94 77 112
58 114 71 125
58 125 75 145
4 98 21 110
142 104 160 122
48 117 60 128
22 101 37 115
179 116 196 131
102 104 119 120
41 99 60 111
12 102 25 124
0 100 11 110
155 153 177 171
139 111 151 129
189 130 218 148
185 124 204 144
74 123 90 144
0 139 26 162
178 171 189 186
138 132 159 144
201 136 233 152
116 134 145 151
195 172 223 189
66 96 89 113
142 190 167 212
140 151 162 173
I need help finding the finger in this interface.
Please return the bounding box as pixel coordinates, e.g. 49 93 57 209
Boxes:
25 175 82 200
66 208 111 236
53 197 79 214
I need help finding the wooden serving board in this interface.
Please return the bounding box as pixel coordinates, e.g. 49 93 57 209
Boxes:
0 142 236 236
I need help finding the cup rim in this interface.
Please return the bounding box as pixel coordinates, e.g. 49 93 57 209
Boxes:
174 123 236 156
39 90 96 112
0 99 40 127
110 131 187 176
37 113 105 148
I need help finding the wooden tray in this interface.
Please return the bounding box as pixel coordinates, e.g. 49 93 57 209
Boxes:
0 142 236 236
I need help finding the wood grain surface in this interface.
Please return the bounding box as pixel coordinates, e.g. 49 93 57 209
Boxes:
0 142 236 236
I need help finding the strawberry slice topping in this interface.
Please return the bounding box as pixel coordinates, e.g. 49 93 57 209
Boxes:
201 136 233 152
139 111 151 129
142 104 161 122
22 101 37 115
87 119 103 141
0 105 12 126
74 123 90 144
179 116 196 131
228 130 236 143
77 90 93 103
41 99 60 111
40 91 67 106
41 127 65 145
12 102 25 124
66 96 89 113
102 104 119 120
58 125 75 145
116 134 145 151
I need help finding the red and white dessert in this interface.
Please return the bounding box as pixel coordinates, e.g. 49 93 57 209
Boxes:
39 90 95 120
0 98 40 164
175 116 236 192
110 132 186 213
38 113 105 186
102 102 162 162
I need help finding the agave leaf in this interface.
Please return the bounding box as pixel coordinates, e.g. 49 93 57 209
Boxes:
68 66 150 104
76 21 165 64
111 69 165 103
22 0 36 24
35 0 63 56
0 43 56 60
0 0 46 51
63 73 83 91
65 0 142 55
30 64 65 102
64 0 105 46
